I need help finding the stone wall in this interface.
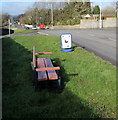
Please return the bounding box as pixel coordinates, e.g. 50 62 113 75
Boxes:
80 19 99 28
80 18 116 28
103 18 116 28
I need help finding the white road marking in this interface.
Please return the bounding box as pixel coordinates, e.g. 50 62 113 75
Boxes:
37 32 48 35
108 37 116 42
0 36 9 39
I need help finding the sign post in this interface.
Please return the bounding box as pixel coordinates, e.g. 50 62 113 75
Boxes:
8 19 10 37
60 33 72 52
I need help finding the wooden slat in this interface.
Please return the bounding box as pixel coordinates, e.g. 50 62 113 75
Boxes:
35 52 52 55
33 46 36 68
44 58 59 80
36 67 60 72
37 58 48 81
31 62 35 70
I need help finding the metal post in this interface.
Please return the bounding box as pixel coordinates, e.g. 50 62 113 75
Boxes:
99 0 102 28
36 8 38 26
116 1 118 18
51 3 53 28
91 2 93 13
8 19 10 37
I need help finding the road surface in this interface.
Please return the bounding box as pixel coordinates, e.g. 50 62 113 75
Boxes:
37 28 117 66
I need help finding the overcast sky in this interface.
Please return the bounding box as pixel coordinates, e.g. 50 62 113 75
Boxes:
1 0 116 16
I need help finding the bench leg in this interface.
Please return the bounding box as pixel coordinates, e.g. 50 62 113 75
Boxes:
32 70 39 91
32 70 36 85
58 78 61 87
57 76 62 91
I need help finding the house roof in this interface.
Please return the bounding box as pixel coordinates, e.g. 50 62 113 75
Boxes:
84 14 91 17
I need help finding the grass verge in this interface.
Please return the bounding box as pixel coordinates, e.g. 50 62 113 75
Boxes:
4 26 37 35
13 28 37 35
2 35 116 119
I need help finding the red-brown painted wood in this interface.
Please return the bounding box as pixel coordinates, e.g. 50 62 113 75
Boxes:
35 52 52 55
44 58 59 80
33 46 36 68
37 58 48 81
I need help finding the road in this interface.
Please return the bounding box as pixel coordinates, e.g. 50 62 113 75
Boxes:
37 28 117 66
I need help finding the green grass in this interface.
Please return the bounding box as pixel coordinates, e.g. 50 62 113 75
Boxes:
12 28 37 35
2 35 116 119
3 26 36 35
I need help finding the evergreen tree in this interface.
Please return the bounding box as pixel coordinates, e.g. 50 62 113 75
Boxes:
93 5 100 14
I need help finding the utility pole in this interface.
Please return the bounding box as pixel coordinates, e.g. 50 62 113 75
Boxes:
36 9 38 26
51 3 53 28
116 1 118 18
99 0 102 28
8 19 10 37
91 2 93 14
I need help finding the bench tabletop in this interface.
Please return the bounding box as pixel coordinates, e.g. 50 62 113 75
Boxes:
37 58 58 81
37 58 48 81
44 58 58 80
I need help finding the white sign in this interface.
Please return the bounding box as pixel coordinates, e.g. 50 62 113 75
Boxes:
61 33 72 49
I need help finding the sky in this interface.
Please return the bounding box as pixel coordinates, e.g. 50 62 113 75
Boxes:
0 0 116 16
1 2 35 16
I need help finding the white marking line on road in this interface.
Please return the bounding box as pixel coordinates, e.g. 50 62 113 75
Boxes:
108 37 116 42
0 36 9 39
37 32 48 35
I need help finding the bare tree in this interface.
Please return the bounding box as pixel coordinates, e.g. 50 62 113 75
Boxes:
102 5 116 17
1 14 10 26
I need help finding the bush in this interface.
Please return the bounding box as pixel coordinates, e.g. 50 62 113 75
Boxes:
66 20 71 25
55 17 81 25
75 18 80 24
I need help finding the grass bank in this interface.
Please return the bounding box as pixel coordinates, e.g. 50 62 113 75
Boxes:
12 28 37 35
2 35 116 119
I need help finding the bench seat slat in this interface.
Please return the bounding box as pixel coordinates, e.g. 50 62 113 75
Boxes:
37 58 48 81
44 58 58 80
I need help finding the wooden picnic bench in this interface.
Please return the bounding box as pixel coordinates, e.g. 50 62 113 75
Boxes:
31 46 61 89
